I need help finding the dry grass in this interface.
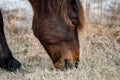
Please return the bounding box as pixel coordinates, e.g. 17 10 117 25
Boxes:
0 23 119 80
0 4 120 80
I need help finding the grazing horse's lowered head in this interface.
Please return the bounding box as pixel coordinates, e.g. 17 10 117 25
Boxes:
0 0 84 71
29 0 85 70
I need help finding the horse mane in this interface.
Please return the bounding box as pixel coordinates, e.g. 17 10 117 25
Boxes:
29 0 85 30
74 0 85 30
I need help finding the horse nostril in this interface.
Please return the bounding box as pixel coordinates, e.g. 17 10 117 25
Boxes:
75 58 79 68
75 61 78 68
64 59 73 69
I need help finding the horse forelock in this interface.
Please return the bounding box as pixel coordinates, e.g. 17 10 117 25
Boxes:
30 0 85 30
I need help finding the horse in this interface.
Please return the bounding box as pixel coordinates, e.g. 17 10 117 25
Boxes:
0 0 84 71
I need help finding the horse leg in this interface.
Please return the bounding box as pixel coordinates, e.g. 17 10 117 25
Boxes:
0 10 21 71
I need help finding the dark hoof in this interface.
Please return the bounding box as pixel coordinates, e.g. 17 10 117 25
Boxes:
7 59 21 72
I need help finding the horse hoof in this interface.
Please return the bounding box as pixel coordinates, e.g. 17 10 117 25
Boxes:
17 67 25 73
7 58 21 71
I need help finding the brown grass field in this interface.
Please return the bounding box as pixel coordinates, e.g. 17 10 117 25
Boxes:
0 2 120 80
0 23 119 80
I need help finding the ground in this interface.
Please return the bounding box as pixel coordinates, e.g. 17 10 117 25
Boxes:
0 23 120 80
0 2 120 79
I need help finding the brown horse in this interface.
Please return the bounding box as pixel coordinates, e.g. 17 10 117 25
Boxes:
0 0 84 71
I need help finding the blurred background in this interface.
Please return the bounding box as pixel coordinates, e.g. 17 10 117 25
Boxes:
0 0 120 80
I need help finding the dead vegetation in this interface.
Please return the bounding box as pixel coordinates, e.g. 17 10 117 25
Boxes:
0 0 120 80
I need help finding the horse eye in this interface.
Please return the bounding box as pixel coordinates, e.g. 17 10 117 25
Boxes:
72 19 78 27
